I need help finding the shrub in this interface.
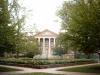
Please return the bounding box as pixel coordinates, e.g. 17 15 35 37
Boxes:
0 58 96 66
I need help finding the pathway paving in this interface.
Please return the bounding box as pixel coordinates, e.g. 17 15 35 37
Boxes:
0 63 100 75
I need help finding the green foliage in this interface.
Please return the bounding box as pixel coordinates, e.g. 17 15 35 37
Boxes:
54 33 69 56
53 47 67 56
23 38 41 58
11 0 26 58
0 0 17 56
0 0 26 57
0 58 96 66
58 0 100 56
56 33 69 50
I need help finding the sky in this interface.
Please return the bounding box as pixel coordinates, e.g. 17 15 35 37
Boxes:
21 0 65 33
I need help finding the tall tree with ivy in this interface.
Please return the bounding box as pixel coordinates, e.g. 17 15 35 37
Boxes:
58 0 100 58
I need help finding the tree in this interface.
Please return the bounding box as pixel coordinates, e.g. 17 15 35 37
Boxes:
8 0 26 58
58 0 100 58
0 0 16 56
23 37 41 58
53 33 68 57
56 32 69 51
0 0 25 57
53 47 66 57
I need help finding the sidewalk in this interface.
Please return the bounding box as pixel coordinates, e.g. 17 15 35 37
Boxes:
0 63 100 75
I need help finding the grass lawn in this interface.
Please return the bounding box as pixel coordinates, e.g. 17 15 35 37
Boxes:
0 66 20 72
60 64 100 73
15 72 62 75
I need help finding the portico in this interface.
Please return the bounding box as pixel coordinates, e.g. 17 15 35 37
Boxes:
34 29 57 58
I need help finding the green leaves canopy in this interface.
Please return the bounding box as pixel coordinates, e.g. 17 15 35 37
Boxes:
58 0 100 55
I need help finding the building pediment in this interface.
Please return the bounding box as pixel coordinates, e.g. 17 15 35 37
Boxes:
34 29 58 38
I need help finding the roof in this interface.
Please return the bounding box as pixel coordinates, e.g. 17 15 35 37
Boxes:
34 29 58 38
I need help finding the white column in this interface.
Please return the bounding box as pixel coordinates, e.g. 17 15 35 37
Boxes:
54 38 56 47
38 38 40 45
43 38 45 55
38 38 40 52
48 38 51 57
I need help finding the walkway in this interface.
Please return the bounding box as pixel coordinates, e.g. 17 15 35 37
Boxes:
0 63 100 75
